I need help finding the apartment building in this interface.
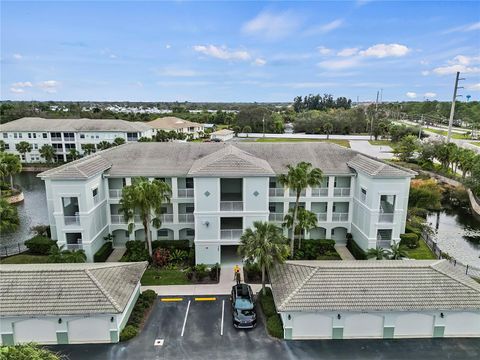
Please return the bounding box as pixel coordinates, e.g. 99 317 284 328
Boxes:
148 117 204 139
0 117 154 162
38 142 415 263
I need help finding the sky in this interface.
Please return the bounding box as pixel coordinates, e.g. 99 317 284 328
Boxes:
1 0 480 103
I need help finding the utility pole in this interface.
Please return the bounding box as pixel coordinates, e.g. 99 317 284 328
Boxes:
447 71 465 143
370 90 379 141
419 114 423 139
380 88 383 103
262 116 265 138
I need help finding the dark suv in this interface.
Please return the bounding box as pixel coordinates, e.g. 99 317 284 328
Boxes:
230 284 257 329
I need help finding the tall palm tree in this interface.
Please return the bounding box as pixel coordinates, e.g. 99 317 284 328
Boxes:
389 242 409 260
81 143 96 156
282 207 317 249
278 162 323 255
458 148 475 178
15 141 32 160
68 148 80 161
0 198 20 233
0 152 22 189
113 137 126 146
366 246 389 260
238 221 289 295
39 144 56 163
120 177 171 256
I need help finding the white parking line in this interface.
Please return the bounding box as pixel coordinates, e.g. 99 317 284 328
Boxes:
221 300 225 336
181 300 191 337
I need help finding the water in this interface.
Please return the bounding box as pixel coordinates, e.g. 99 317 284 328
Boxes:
0 172 48 246
427 209 480 268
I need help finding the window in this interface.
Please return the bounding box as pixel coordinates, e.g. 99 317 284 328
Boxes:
21 155 25 161
53 143 63 150
2 133 7 139
28 133 32 138
361 188 367 203
380 195 396 213
33 144 38 150
18 133 22 138
186 229 195 236
269 205 276 212
92 188 98 197
13 133 17 139
51 132 61 140
158 229 168 237
186 206 194 213
185 178 194 189
377 229 392 240
64 143 76 150
43 133 47 138
33 133 37 138
80 134 85 139
4 144 9 150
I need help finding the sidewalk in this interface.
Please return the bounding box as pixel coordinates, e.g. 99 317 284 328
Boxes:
106 247 126 262
335 245 355 260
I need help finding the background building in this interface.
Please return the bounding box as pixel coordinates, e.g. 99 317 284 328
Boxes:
148 117 204 139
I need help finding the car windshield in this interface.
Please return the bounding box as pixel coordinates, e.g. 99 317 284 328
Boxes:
234 298 253 310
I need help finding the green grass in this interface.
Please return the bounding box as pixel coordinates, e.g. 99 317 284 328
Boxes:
0 253 50 264
252 138 350 148
470 142 480 147
140 268 191 285
404 239 437 260
368 140 393 146
425 128 470 140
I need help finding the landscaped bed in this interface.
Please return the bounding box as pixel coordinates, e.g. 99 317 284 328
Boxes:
404 238 437 260
120 290 157 341
258 287 283 339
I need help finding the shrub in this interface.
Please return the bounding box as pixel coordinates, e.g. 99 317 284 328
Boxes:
169 249 189 263
209 263 221 281
120 325 138 341
299 239 336 259
94 242 113 262
141 289 157 306
30 224 51 237
0 344 61 360
24 235 56 255
188 247 196 266
193 263 209 280
400 233 419 249
152 240 190 251
267 315 284 339
123 241 150 262
405 224 422 237
346 237 367 260
152 248 170 267
259 288 276 317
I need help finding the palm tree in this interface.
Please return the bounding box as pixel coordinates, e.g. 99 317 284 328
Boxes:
388 242 409 260
113 137 126 146
0 198 20 233
81 143 96 156
278 162 323 255
120 177 171 256
39 144 56 163
283 207 317 249
0 152 22 189
458 148 475 178
68 148 80 161
97 141 112 151
366 246 389 260
15 141 32 160
323 122 333 139
64 249 87 263
238 221 289 295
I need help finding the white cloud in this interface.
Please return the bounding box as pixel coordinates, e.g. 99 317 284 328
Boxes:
421 70 430 76
433 55 480 75
109 54 117 59
406 92 417 98
38 80 60 93
193 45 251 61
318 58 360 70
317 46 332 55
467 83 480 91
304 19 344 36
252 58 267 66
242 11 300 40
424 92 437 98
10 87 25 94
13 53 23 60
359 43 410 58
155 67 199 77
337 47 359 57
12 81 33 88
443 22 480 34
165 44 171 49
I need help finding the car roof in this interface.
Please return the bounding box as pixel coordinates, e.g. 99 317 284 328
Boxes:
233 284 251 297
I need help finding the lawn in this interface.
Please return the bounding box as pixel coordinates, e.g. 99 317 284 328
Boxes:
425 128 471 140
0 253 50 264
141 267 191 286
404 239 437 260
368 140 393 146
252 138 350 148
470 142 480 147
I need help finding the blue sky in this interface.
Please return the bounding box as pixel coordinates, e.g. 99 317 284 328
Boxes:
1 0 479 102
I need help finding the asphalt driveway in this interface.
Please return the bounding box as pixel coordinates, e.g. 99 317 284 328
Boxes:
50 295 480 360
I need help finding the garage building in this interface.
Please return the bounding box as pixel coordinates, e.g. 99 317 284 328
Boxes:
0 262 147 345
270 260 480 340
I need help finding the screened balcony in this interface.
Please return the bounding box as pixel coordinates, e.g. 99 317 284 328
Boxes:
333 176 351 197
220 178 243 211
220 217 243 241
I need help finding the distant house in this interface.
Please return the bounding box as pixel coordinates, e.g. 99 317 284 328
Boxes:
203 123 217 131
210 129 234 142
148 117 204 139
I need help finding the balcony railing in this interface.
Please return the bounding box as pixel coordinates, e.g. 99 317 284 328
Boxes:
311 188 328 197
316 213 327 221
220 201 243 211
289 189 306 197
376 240 391 249
51 137 62 142
93 194 100 204
160 214 174 223
111 215 126 224
220 229 243 241
64 215 80 226
333 188 351 197
269 188 284 197
332 212 348 222
65 243 83 250
269 213 284 222
178 214 194 223
379 213 394 223
178 188 194 198
109 189 123 198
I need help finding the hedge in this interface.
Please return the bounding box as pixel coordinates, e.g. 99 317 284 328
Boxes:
405 225 422 237
24 236 56 255
346 238 367 260
266 315 284 339
400 233 419 249
152 240 190 251
259 288 276 317
293 239 338 260
258 287 284 339
120 325 138 342
94 242 113 262
120 290 157 342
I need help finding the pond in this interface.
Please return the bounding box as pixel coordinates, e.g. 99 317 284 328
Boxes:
1 172 48 247
427 208 480 268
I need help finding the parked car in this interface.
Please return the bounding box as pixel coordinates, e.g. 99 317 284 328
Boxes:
230 284 257 329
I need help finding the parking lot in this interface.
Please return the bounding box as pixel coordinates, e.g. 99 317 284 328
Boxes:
51 295 480 360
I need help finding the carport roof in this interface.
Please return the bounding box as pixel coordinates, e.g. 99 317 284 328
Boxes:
0 262 147 317
270 260 480 312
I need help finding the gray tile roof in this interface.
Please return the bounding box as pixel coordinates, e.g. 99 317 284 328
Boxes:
188 145 275 177
0 117 152 132
39 142 413 179
0 262 147 317
148 117 203 130
38 153 112 179
270 260 480 312
347 154 416 177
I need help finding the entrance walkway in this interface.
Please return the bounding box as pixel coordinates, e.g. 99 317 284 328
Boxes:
106 247 126 262
335 245 355 260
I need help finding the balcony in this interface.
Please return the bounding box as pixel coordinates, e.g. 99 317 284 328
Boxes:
178 188 194 198
379 213 394 223
376 240 391 249
111 214 126 224
109 189 123 198
316 213 327 222
64 215 80 226
289 189 306 197
333 188 351 197
220 229 243 241
269 188 284 197
66 243 83 250
93 193 100 204
332 213 348 222
269 213 284 222
220 201 243 211
160 214 174 223
178 214 194 223
311 188 328 197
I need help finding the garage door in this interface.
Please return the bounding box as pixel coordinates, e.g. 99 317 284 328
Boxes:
343 313 384 338
395 313 434 338
68 317 110 343
292 313 332 339
14 319 57 344
444 312 480 337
